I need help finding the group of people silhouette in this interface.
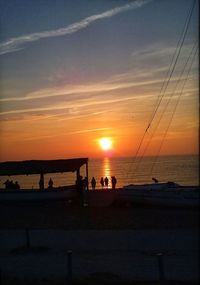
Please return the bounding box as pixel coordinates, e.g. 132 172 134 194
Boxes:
4 179 20 190
3 176 117 191
76 175 88 192
91 176 117 190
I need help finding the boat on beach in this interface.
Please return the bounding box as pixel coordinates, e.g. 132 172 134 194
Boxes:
117 182 199 207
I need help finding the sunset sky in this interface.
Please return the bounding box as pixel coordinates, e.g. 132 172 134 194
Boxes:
0 0 198 161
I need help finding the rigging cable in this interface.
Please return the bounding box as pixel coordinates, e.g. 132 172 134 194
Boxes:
144 0 197 134
137 40 198 172
127 0 197 178
149 43 198 175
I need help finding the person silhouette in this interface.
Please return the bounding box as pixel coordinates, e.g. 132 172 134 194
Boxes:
10 180 14 189
100 177 104 189
111 176 117 190
3 179 10 189
104 177 109 189
75 175 84 205
48 178 54 189
76 175 84 192
91 177 96 190
39 178 44 190
83 176 88 191
14 181 20 190
152 177 158 184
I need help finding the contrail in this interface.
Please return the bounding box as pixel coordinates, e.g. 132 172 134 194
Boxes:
0 0 151 55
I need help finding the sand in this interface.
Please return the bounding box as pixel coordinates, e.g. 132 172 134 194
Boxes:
0 200 198 230
0 201 199 284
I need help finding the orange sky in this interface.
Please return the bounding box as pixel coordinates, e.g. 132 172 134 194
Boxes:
0 92 198 161
0 0 198 161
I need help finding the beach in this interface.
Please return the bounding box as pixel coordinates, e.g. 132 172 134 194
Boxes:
0 201 199 284
0 200 199 230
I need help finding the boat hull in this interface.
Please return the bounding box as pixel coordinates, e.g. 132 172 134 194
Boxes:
119 184 199 207
0 187 77 202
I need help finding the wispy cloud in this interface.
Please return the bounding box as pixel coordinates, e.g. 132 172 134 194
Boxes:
0 0 152 55
68 127 111 135
0 72 194 104
19 127 112 142
1 41 197 104
0 78 165 103
0 96 135 116
0 69 197 121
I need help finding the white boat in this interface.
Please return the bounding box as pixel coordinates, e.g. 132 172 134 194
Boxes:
116 182 199 207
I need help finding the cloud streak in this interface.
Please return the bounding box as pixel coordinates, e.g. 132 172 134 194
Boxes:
0 77 165 103
0 0 151 55
0 73 194 104
68 127 111 135
0 96 135 116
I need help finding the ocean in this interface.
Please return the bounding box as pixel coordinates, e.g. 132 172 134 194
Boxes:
0 155 199 190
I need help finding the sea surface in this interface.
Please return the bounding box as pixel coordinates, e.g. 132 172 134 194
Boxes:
0 155 199 190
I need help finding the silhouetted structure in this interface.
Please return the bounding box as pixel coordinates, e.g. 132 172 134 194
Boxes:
0 158 88 192
39 173 44 190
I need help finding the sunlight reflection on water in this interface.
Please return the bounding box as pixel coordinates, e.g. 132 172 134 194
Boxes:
103 157 111 180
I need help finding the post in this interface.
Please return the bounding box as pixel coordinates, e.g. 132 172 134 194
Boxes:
39 173 44 190
0 268 2 285
76 169 80 184
83 160 89 206
157 253 165 285
86 160 89 191
67 250 72 283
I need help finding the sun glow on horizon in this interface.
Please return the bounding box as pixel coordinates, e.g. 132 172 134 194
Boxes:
98 137 113 151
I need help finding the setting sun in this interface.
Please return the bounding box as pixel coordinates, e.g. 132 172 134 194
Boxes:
98 137 113 151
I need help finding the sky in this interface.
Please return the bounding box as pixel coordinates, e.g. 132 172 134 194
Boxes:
0 0 198 161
